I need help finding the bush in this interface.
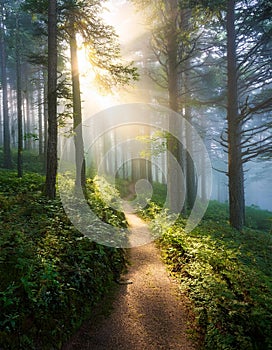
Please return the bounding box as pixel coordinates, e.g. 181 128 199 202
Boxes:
0 171 127 349
143 199 272 349
157 224 272 349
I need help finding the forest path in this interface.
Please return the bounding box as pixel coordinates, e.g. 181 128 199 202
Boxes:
63 207 200 350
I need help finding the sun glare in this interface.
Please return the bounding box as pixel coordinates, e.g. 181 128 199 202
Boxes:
102 0 147 46
77 43 121 115
77 44 96 81
76 0 148 116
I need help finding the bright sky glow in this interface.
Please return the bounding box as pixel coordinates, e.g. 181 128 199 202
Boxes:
76 0 147 118
102 0 147 47
77 44 95 81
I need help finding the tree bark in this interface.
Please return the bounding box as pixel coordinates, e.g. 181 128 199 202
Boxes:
166 0 183 213
70 25 86 189
0 89 2 146
16 14 23 177
181 8 197 210
226 0 245 230
45 0 58 199
24 73 32 150
0 0 12 169
38 71 43 157
43 68 48 172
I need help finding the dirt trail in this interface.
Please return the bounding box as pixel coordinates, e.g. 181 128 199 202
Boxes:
63 209 200 350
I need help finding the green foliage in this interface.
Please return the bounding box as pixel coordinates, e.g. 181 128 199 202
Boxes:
203 200 229 223
86 176 127 229
0 148 45 174
147 202 272 350
57 174 128 247
114 177 131 198
0 169 44 194
0 170 127 349
150 182 167 207
245 205 272 231
88 176 122 208
144 194 272 233
204 201 272 232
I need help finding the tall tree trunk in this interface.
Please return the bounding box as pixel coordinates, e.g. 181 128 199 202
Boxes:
43 68 48 172
166 0 183 213
0 0 12 168
38 71 43 157
16 14 23 177
226 0 245 230
37 71 44 160
10 89 16 149
24 74 32 150
185 141 196 209
0 91 2 146
177 7 197 212
70 25 86 189
45 0 58 199
182 11 197 209
200 117 207 202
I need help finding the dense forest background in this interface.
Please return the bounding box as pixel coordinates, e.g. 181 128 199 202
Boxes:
0 0 271 222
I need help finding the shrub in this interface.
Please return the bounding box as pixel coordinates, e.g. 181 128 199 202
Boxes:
0 171 127 349
148 203 272 349
156 222 272 350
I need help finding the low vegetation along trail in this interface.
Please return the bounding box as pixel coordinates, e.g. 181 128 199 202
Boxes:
63 207 200 350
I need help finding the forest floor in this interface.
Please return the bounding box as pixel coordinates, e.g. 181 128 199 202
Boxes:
62 206 202 350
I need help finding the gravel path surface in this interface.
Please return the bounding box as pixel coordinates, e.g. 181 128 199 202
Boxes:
63 210 201 350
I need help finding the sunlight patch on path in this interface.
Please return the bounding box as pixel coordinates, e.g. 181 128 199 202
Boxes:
125 211 153 248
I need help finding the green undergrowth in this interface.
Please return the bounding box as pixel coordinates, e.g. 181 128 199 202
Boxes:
114 178 167 206
205 200 272 232
142 201 272 350
0 170 127 349
0 148 45 174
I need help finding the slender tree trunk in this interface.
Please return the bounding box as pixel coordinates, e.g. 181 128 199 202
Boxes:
200 117 207 202
0 91 2 146
185 142 196 209
70 25 86 189
43 68 48 172
45 0 58 199
226 0 245 230
0 0 12 168
183 25 197 210
23 66 32 150
10 89 16 149
167 0 183 213
16 14 23 177
177 8 197 212
38 71 43 157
